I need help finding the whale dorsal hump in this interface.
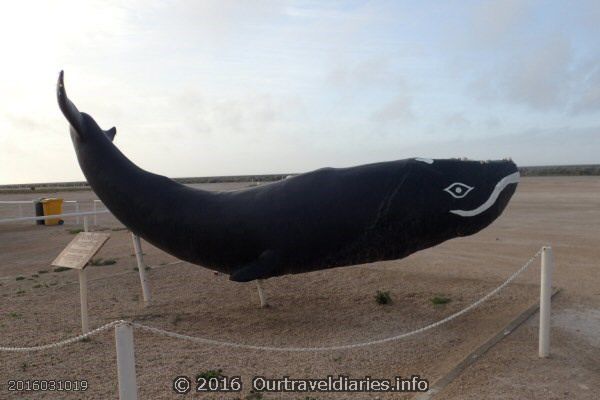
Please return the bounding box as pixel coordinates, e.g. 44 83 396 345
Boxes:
104 127 117 142
57 71 85 139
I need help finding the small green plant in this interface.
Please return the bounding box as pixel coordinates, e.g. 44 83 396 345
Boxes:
80 337 91 343
431 296 451 305
375 290 392 305
133 266 151 271
33 284 42 289
196 369 223 380
68 228 84 234
15 276 25 281
90 258 117 266
38 270 49 274
53 267 70 273
31 274 39 278
20 362 28 372
16 290 26 295
9 312 21 318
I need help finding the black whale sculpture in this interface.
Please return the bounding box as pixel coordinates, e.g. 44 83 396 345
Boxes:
57 71 519 282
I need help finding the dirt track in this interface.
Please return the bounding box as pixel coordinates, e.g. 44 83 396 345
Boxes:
0 177 598 399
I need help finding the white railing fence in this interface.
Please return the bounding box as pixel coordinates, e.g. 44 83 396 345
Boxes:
0 200 108 227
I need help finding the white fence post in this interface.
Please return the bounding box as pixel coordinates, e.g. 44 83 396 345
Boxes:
132 233 151 305
78 216 91 334
539 246 554 358
256 279 268 308
79 269 89 334
83 216 89 232
93 201 98 226
115 323 138 400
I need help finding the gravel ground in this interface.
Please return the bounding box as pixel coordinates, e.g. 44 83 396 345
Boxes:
0 177 598 399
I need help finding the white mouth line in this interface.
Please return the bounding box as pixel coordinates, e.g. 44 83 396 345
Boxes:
450 171 520 217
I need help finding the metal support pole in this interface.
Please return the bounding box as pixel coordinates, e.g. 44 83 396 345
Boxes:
83 216 89 232
75 202 80 225
256 279 268 308
79 269 89 334
539 246 554 358
115 323 138 400
93 201 98 226
132 233 151 305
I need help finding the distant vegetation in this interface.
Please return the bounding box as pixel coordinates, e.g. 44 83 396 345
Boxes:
1 165 598 192
519 164 600 176
0 174 292 193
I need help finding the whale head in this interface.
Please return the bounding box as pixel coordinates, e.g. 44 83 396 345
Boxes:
405 157 519 239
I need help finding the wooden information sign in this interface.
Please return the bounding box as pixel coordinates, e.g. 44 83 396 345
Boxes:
52 232 110 270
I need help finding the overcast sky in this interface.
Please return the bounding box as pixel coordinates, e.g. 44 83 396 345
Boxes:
1 0 599 184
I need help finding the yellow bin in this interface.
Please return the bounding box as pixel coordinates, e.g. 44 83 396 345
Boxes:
41 198 64 225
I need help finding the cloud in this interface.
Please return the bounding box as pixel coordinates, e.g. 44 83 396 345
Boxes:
327 57 402 90
485 117 502 129
405 125 600 165
461 2 600 114
1 1 599 184
504 37 572 110
470 37 572 110
443 112 471 128
370 95 414 124
471 0 533 45
571 63 600 113
3 113 49 134
468 35 593 111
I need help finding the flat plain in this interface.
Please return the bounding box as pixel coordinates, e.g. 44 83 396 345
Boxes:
0 176 598 399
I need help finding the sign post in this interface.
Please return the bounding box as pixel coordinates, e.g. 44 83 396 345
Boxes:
52 232 110 333
539 246 554 357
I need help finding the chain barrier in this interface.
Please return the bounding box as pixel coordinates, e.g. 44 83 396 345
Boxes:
1 248 542 353
0 320 126 352
132 248 543 352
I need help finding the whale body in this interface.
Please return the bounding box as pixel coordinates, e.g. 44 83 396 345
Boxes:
57 71 519 282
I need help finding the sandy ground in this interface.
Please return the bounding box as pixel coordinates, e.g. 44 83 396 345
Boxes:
0 177 598 399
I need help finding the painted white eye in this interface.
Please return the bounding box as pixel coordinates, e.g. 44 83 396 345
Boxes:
444 182 473 199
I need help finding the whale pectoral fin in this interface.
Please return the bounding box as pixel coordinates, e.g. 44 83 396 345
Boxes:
104 127 117 142
229 250 281 282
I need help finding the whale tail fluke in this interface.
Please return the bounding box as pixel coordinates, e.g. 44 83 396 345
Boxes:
57 71 86 139
58 71 117 142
